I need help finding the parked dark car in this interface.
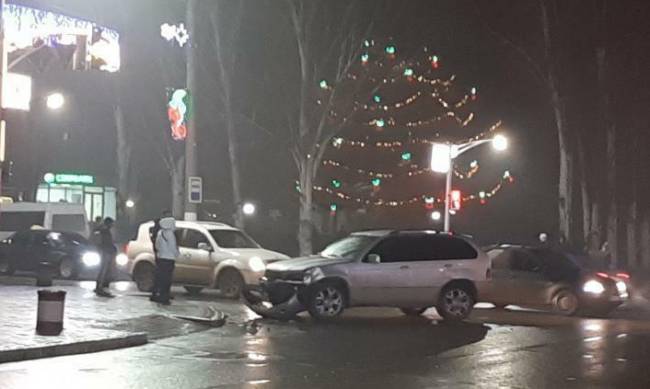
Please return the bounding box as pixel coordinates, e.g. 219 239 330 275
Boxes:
0 230 101 279
479 245 630 316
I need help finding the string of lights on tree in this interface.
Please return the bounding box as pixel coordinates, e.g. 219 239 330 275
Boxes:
312 40 513 217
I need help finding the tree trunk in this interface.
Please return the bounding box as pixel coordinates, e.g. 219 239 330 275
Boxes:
641 214 650 269
114 105 131 203
540 0 575 245
298 159 314 255
578 137 591 248
226 116 244 228
626 201 637 269
172 156 186 220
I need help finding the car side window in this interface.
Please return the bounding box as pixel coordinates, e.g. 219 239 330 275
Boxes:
182 229 210 249
174 228 187 247
368 237 410 263
510 250 543 273
11 231 30 246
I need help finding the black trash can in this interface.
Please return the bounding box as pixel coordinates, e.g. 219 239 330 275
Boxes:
36 290 66 335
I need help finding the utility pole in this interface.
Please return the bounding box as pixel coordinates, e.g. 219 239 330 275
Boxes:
0 0 7 199
184 0 198 221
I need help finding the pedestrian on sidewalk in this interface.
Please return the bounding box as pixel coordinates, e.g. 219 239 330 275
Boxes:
94 217 117 297
151 215 179 305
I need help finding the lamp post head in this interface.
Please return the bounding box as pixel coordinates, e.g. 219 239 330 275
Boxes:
46 93 65 110
242 202 256 216
492 134 508 151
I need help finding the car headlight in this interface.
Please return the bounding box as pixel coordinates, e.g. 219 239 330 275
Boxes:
82 252 101 267
616 281 628 297
248 256 266 273
583 280 605 295
116 253 129 267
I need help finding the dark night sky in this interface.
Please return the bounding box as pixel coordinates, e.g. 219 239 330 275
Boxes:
7 0 650 254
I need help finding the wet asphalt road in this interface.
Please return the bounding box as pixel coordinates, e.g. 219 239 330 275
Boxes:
2 284 650 388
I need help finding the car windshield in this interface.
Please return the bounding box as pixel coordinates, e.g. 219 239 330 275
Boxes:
209 230 260 249
321 235 379 259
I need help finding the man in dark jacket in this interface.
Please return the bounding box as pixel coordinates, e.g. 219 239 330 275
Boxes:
94 217 117 297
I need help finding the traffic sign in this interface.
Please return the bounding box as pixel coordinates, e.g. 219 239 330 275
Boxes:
188 176 202 204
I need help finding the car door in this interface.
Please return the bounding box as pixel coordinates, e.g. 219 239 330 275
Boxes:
6 231 31 271
348 236 420 307
174 228 213 285
507 249 550 306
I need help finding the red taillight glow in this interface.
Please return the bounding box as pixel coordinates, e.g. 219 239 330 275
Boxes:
596 272 609 279
616 272 630 279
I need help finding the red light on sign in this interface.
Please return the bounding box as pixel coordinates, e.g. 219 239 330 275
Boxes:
450 190 461 211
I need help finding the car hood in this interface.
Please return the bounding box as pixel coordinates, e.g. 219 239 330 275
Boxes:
266 255 350 272
217 248 290 263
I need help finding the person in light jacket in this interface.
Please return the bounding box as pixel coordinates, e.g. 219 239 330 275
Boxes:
152 216 179 305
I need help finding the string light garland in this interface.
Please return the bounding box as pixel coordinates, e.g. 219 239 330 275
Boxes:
313 172 514 208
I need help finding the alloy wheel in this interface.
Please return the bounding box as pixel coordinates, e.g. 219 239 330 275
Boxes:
313 287 344 317
442 288 472 317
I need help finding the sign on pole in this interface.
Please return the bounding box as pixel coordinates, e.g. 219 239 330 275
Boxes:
188 176 202 204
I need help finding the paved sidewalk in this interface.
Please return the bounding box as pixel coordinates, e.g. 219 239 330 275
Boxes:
0 278 224 363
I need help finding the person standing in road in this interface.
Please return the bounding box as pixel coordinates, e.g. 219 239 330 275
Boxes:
94 217 117 297
152 215 179 305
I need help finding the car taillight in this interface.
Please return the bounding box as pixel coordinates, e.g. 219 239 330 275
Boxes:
596 272 609 279
616 272 630 279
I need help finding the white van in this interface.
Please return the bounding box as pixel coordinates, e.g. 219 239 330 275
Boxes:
0 202 90 240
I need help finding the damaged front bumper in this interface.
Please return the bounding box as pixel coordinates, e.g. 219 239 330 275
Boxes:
242 278 307 320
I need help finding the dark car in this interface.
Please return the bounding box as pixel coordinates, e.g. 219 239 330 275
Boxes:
0 230 101 279
479 245 630 316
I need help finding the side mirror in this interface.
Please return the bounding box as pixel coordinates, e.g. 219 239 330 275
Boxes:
367 254 381 264
197 242 213 252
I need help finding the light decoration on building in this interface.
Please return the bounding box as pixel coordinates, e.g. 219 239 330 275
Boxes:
167 88 190 141
3 4 121 72
161 22 189 47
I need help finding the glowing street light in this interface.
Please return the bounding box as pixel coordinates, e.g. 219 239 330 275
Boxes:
125 199 135 208
431 210 442 221
46 92 65 110
242 202 256 216
431 133 510 232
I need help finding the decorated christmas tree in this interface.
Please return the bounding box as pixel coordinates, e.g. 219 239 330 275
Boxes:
313 40 514 230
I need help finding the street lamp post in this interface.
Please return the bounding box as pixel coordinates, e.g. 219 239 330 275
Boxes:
431 134 508 232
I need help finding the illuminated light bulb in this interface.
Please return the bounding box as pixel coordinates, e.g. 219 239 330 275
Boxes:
373 95 382 103
431 210 442 221
470 160 478 168
330 203 338 212
332 137 343 147
375 119 385 128
385 45 396 54
319 80 328 89
331 179 342 189
401 152 412 161
371 178 381 187
361 53 369 63
404 68 414 77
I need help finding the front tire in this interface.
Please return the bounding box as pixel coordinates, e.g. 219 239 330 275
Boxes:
307 282 346 321
553 289 579 316
134 262 155 292
58 258 78 280
437 284 475 322
217 269 244 299
400 308 427 316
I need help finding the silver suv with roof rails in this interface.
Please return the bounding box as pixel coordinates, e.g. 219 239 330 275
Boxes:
243 229 490 321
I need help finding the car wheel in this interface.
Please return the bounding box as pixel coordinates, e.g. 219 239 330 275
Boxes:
553 289 579 316
0 258 15 276
134 262 155 292
184 286 204 296
58 258 78 280
400 308 427 316
218 269 244 299
437 285 475 322
307 282 346 321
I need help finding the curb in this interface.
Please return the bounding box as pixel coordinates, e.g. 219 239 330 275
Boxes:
0 332 148 364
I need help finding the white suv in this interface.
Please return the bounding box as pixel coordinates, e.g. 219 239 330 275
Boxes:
127 221 289 298
245 230 490 321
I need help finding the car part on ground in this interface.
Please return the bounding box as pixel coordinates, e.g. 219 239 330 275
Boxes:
243 285 305 321
400 307 427 316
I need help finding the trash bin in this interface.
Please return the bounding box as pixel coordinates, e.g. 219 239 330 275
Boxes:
36 262 55 287
36 290 66 336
